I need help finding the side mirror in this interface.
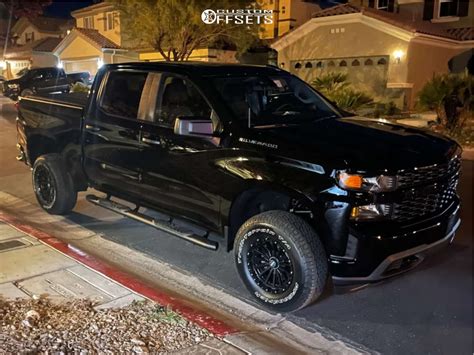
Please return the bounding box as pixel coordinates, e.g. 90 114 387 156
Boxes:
174 117 214 137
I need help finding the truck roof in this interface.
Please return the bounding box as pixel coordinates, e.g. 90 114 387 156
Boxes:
101 62 285 77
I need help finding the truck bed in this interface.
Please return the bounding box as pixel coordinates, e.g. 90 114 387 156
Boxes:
17 92 88 165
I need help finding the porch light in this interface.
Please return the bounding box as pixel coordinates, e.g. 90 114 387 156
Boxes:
0 60 6 69
97 58 104 68
57 61 64 69
393 50 404 63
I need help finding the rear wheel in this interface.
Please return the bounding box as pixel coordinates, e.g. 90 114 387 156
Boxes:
32 154 77 215
234 210 328 312
20 88 33 97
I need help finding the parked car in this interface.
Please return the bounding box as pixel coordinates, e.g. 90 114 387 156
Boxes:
16 63 462 312
2 67 91 100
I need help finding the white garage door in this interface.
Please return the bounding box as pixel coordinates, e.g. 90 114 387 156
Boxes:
64 59 98 76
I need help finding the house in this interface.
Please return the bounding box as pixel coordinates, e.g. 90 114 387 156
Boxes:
11 16 73 45
260 0 322 39
350 0 473 28
2 37 62 78
54 1 137 75
271 3 473 109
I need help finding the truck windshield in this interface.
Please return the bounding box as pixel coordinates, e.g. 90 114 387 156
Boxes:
213 74 341 127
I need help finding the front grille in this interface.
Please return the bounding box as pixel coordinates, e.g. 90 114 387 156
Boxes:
397 156 461 188
392 178 458 222
390 156 461 222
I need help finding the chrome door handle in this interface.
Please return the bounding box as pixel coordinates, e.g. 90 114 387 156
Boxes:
141 137 161 145
85 124 101 132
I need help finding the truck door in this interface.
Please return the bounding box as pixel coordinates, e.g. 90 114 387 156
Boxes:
82 70 148 198
138 73 223 231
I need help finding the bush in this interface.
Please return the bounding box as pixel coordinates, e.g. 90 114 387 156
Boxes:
311 72 373 112
417 71 473 134
70 82 90 94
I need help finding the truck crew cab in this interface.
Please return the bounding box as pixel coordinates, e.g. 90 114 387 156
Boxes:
17 63 462 312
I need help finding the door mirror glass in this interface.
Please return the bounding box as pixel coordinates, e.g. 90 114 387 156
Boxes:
174 117 214 137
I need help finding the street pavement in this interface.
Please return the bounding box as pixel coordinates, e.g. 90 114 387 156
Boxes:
0 96 472 354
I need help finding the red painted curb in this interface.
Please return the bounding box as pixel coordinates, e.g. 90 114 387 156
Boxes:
0 211 239 337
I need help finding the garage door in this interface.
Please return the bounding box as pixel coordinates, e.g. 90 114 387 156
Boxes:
64 59 98 76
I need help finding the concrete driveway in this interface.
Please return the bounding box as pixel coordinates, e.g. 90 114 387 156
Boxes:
0 96 472 354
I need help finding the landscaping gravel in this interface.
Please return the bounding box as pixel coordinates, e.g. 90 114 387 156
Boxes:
0 296 212 353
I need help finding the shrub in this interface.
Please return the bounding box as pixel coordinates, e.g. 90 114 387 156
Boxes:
70 82 90 94
311 72 373 112
417 71 473 134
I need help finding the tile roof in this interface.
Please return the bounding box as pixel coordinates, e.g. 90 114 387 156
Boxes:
312 4 474 41
74 27 121 49
4 37 62 57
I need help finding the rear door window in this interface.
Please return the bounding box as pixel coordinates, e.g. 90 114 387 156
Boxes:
100 71 148 119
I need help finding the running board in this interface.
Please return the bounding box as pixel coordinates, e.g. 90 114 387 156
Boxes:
86 194 218 251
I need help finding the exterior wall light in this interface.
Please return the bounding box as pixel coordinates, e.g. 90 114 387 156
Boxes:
97 58 104 68
0 60 6 69
393 50 404 63
57 61 64 69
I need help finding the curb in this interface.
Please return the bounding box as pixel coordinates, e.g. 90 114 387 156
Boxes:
0 211 239 338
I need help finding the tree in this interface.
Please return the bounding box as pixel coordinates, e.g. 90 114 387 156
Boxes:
112 0 261 61
0 0 52 18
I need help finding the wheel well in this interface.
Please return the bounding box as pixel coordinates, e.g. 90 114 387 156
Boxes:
227 188 314 251
28 136 58 164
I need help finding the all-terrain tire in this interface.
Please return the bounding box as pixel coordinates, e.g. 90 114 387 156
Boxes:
234 210 328 312
32 154 77 215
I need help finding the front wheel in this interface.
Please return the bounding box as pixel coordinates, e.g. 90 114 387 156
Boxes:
32 154 77 215
234 211 328 312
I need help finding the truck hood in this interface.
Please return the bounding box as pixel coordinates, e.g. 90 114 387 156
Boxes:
238 117 459 172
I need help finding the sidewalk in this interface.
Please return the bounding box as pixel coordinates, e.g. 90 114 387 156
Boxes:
0 220 243 354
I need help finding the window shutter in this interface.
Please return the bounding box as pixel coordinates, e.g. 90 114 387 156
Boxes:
368 0 375 8
423 0 435 20
458 0 469 16
388 0 395 12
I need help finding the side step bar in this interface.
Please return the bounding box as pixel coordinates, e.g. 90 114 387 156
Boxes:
86 194 218 251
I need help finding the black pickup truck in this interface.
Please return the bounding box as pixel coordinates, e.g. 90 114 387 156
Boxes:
17 63 462 312
3 67 91 100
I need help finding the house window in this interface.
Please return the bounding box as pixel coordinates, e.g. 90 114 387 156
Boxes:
439 0 458 17
377 58 387 65
25 32 34 42
339 60 347 67
352 59 360 66
364 59 373 66
327 61 335 67
305 62 313 68
316 61 323 68
84 16 94 29
377 0 389 9
106 12 114 30
294 62 302 69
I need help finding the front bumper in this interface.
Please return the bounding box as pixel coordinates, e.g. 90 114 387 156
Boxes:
330 201 461 285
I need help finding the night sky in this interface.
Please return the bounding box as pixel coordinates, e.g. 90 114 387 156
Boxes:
43 1 95 18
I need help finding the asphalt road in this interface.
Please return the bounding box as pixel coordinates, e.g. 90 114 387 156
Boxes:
1 97 472 354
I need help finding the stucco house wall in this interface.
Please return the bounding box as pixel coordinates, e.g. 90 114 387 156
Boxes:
276 19 411 106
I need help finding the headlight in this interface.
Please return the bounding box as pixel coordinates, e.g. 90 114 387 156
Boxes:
8 83 19 89
337 172 397 192
351 204 392 221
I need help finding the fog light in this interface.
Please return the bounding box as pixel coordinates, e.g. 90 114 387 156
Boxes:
351 204 392 221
